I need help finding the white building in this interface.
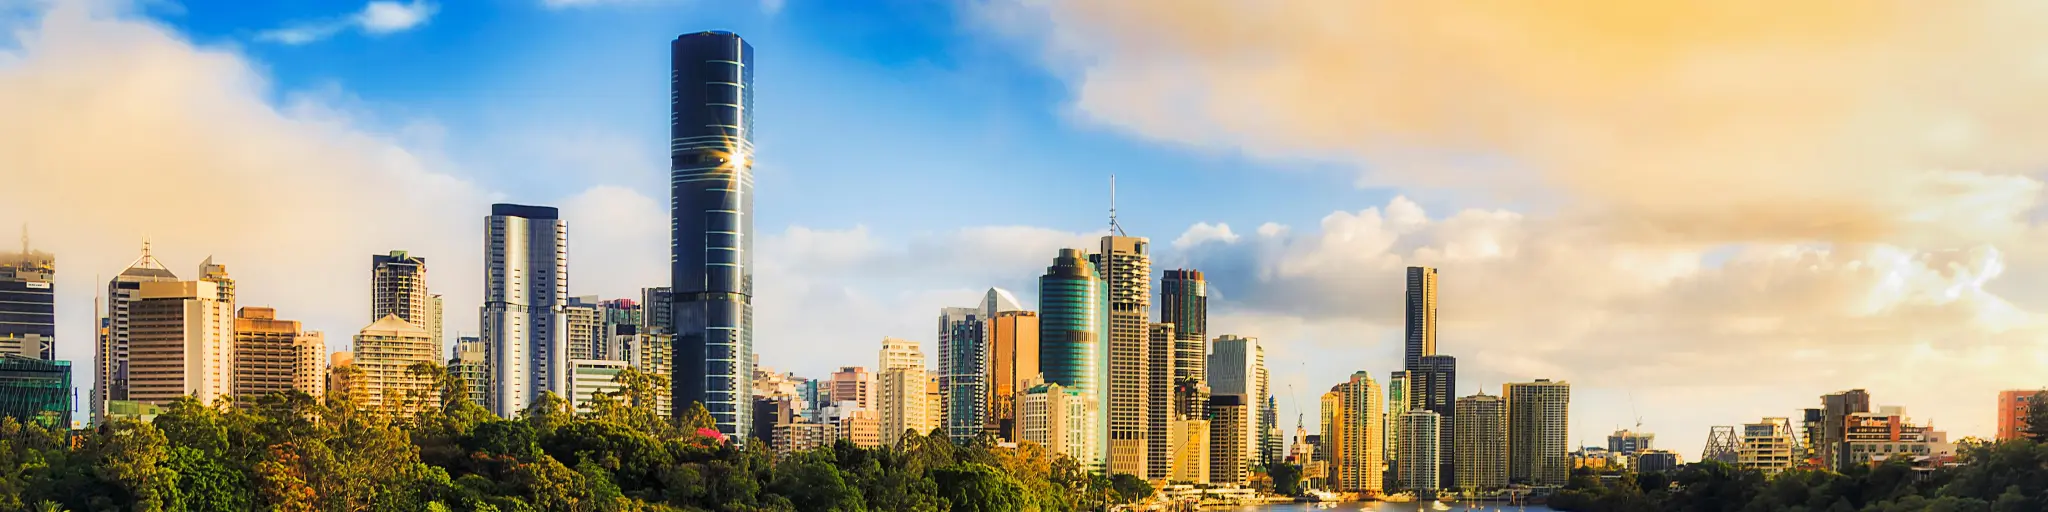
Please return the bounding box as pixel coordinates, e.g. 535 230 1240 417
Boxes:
878 337 934 444
1021 380 1097 465
483 204 569 417
353 314 438 413
569 359 629 414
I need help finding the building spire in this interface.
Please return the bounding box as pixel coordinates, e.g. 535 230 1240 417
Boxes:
1108 174 1125 236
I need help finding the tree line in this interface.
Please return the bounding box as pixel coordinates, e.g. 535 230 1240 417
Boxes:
0 364 1154 511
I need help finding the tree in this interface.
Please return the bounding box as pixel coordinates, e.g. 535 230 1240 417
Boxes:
2025 391 2048 442
933 463 1030 512
93 420 174 512
1108 472 1153 505
1269 463 1303 496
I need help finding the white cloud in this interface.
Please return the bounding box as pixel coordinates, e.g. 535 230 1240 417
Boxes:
537 0 782 14
258 0 435 45
1172 222 1237 249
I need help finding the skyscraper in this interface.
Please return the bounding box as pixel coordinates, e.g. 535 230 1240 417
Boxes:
1397 410 1442 495
1505 379 1571 486
1404 266 1437 371
828 366 874 411
129 279 234 407
1324 371 1386 494
1820 389 1871 470
1454 393 1507 491
483 203 569 417
370 250 433 333
1209 335 1265 473
565 296 602 360
671 30 756 440
0 355 69 428
353 315 439 414
1209 394 1251 485
939 288 1022 444
877 337 932 445
986 310 1039 441
0 233 54 360
1092 235 1151 477
1160 269 1208 419
95 242 179 424
231 307 326 400
1386 370 1408 485
1411 354 1456 486
1038 248 1100 393
1146 322 1175 479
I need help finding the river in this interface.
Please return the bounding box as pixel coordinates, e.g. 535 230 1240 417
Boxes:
1222 503 1558 512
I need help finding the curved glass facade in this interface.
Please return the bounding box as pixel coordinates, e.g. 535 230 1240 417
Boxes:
1036 249 1099 392
671 31 755 438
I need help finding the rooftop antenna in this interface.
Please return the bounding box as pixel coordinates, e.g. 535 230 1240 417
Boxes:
19 223 26 256
1108 174 1126 237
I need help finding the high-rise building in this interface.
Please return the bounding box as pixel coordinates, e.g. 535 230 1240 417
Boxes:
1505 379 1571 486
1386 370 1408 484
1262 394 1283 468
1455 393 1507 491
939 288 1022 444
878 337 932 445
230 307 326 400
597 299 641 361
987 310 1039 441
1092 235 1152 478
568 359 629 414
1403 266 1437 371
640 287 674 335
129 279 234 408
671 30 756 440
1323 371 1386 495
1637 450 1682 473
1397 410 1442 495
1208 394 1251 485
1411 355 1456 485
1607 429 1655 455
1820 389 1871 470
448 336 490 406
353 315 439 413
1160 269 1208 419
1209 335 1265 474
94 243 180 424
1169 417 1212 484
1997 390 2035 441
370 250 434 334
0 355 69 428
0 235 54 360
1038 249 1101 392
1800 408 1825 465
565 296 602 360
829 366 873 411
483 203 569 418
1020 379 1096 463
1739 417 1796 476
1147 322 1176 479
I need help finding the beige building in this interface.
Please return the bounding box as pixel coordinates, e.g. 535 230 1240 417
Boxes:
328 351 360 403
1740 417 1797 476
565 297 602 360
1169 418 1211 483
877 337 933 445
1021 380 1097 464
94 243 181 425
352 314 438 414
1208 394 1250 485
370 250 437 339
1323 371 1385 495
128 279 234 407
986 310 1039 441
231 307 326 400
829 366 873 411
628 331 674 416
1455 393 1508 491
568 359 629 414
1506 379 1572 487
1094 235 1152 479
1397 410 1442 494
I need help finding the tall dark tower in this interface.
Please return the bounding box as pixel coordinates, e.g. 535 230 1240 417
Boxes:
671 31 755 439
1404 266 1438 371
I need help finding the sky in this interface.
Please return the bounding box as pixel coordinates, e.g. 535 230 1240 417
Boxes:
7 0 2048 455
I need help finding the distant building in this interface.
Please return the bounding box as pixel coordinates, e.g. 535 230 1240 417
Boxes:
1998 390 2037 441
1021 380 1096 463
1607 429 1654 455
1636 450 1682 473
1037 248 1101 459
230 307 326 400
448 337 490 405
1739 417 1796 476
1148 322 1176 479
0 238 55 360
353 315 439 414
1323 372 1386 495
939 288 1022 444
564 297 603 361
370 250 439 343
1385 371 1408 483
0 355 69 428
1160 269 1209 420
1820 389 1871 470
1844 407 1934 464
772 421 838 456
670 29 758 443
1209 394 1251 485
1397 410 1442 495
94 243 180 425
1410 355 1456 486
1092 235 1152 478
1210 335 1267 475
828 367 874 411
483 204 569 417
1505 379 1570 487
986 310 1039 442
1403 266 1438 371
878 337 932 445
1455 393 1508 491
568 359 629 414
129 278 235 407
1169 417 1211 484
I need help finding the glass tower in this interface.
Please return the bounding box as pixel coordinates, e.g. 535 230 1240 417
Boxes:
1037 249 1100 392
1161 269 1209 420
671 31 756 438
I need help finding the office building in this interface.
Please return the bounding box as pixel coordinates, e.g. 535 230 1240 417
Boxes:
1455 393 1508 491
1800 408 1825 465
1323 371 1385 494
353 315 439 413
1844 407 1935 463
1209 394 1250 485
94 243 180 424
1998 390 2036 441
230 307 326 400
639 287 674 335
1160 269 1208 419
1091 235 1152 477
564 296 602 361
1147 322 1175 478
596 299 641 361
828 366 873 411
1411 355 1456 485
1169 417 1212 483
568 359 629 414
1020 379 1096 464
938 288 1022 444
1386 370 1408 483
1404 266 1437 370
1037 249 1100 392
878 337 932 445
1636 450 1682 473
1210 335 1266 472
1505 379 1570 486
1739 417 1796 476
1820 389 1871 470
1608 429 1654 456
0 237 54 359
986 310 1039 441
771 421 838 456
370 250 438 341
671 30 757 440
1263 395 1283 468
128 278 234 408
0 355 69 428
448 336 490 405
483 203 569 417
1397 410 1442 495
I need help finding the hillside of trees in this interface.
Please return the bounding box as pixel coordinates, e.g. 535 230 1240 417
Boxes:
0 366 1151 511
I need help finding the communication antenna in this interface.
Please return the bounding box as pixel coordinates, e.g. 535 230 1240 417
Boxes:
1108 174 1126 237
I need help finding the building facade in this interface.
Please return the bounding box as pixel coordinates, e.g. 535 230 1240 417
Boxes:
353 315 439 414
1020 380 1096 464
448 336 490 406
1998 390 2036 441
987 310 1038 441
939 288 1022 444
1209 334 1265 472
1411 354 1457 486
1092 235 1152 478
1160 269 1208 420
565 296 602 361
483 203 569 417
1455 393 1508 491
671 30 757 440
230 307 325 400
370 250 437 342
0 355 69 428
1820 389 1872 470
1208 394 1250 485
1607 429 1655 455
1147 322 1175 479
1404 266 1437 370
1739 417 1797 476
0 243 54 360
128 279 234 407
1324 371 1386 495
1397 410 1442 495
1505 379 1571 486
95 244 180 424
568 359 629 414
1169 417 1212 484
878 337 932 445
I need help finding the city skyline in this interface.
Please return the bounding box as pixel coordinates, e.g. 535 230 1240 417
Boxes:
10 0 2048 456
